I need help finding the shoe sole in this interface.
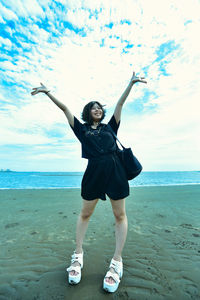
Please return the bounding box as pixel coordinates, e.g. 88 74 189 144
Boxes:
69 280 79 285
103 287 117 293
103 283 118 293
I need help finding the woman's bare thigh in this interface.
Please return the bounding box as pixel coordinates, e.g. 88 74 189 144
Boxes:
81 198 99 217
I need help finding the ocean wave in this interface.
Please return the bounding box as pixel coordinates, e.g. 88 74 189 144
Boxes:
1 182 200 190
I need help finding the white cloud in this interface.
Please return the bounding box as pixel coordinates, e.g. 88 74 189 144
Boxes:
0 36 12 48
0 127 51 146
0 0 44 18
66 9 90 28
30 153 68 160
0 60 16 71
0 16 4 23
0 2 18 20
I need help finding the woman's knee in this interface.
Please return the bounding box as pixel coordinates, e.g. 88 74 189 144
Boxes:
110 198 127 222
113 210 127 223
80 199 98 220
80 209 93 220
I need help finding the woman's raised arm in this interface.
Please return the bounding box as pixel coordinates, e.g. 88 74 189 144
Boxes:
113 71 147 124
31 83 74 127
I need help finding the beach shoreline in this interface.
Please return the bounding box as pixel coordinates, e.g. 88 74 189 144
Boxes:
0 182 200 190
0 185 200 299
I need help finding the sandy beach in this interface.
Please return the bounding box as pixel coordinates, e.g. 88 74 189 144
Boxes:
0 185 200 300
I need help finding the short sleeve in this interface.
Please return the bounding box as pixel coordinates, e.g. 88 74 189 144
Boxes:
107 115 120 135
70 116 83 142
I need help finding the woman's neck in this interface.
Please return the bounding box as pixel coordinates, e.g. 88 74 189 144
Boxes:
91 121 99 128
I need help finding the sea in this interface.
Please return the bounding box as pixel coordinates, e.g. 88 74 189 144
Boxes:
0 171 200 189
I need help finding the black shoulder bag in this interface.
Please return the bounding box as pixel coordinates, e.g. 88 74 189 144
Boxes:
108 125 143 180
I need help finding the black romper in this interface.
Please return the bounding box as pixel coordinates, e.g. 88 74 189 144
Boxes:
70 115 129 201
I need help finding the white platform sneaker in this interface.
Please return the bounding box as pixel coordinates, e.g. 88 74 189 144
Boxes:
103 258 123 293
66 251 83 285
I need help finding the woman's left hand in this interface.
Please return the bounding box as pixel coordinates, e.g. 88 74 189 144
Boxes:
130 71 147 84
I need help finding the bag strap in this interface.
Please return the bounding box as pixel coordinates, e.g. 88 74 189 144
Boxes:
107 124 125 150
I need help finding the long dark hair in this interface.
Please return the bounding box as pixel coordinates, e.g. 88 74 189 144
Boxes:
81 101 106 125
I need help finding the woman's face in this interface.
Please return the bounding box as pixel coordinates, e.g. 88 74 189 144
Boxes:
90 103 103 122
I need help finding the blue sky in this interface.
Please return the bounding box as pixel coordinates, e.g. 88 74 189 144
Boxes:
0 0 200 172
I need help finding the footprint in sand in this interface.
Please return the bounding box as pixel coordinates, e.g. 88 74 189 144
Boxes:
156 213 165 218
192 233 200 237
5 223 20 229
180 223 194 229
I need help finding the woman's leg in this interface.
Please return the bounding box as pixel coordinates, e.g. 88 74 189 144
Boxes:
106 198 128 284
69 198 99 276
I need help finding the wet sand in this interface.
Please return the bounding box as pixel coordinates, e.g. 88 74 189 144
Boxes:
0 185 200 300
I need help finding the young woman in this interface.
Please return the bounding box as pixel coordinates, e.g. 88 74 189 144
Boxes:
31 71 147 293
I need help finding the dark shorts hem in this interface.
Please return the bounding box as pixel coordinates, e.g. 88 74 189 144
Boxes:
106 191 129 200
81 192 106 201
81 191 129 201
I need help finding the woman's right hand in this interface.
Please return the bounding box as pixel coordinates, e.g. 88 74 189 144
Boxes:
31 83 50 96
